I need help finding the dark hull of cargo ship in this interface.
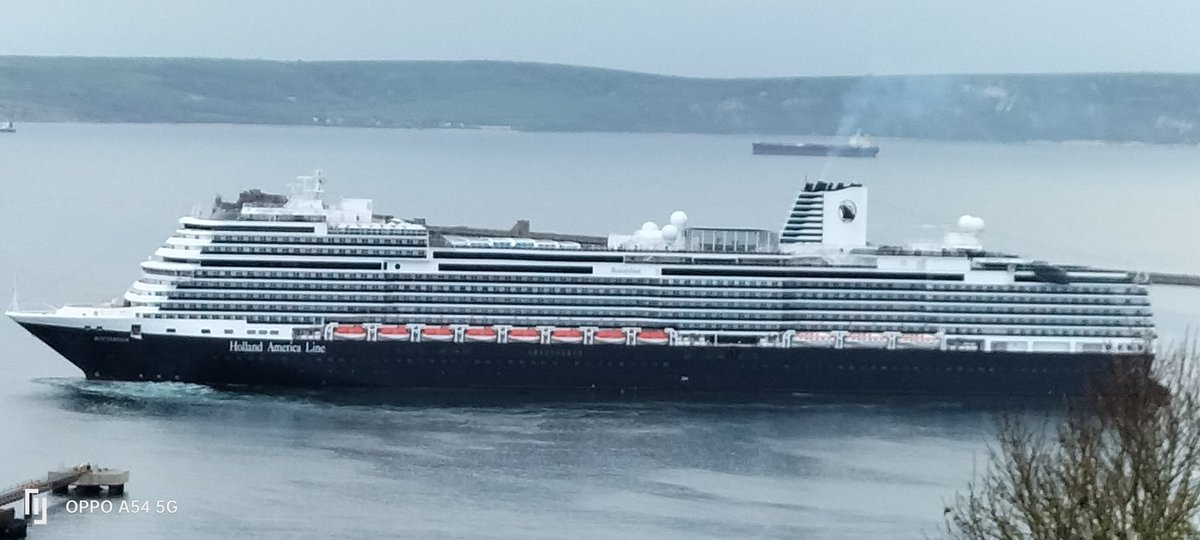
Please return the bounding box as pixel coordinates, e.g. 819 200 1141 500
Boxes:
21 324 1146 396
753 142 879 157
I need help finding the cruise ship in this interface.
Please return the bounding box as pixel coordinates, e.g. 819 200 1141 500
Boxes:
8 173 1154 395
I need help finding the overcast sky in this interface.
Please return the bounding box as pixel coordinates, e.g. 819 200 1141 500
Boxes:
3 0 1198 78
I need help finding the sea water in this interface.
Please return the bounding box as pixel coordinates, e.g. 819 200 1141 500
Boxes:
2 124 1198 539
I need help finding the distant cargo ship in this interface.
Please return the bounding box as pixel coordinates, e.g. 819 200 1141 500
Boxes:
753 133 878 157
0 121 14 133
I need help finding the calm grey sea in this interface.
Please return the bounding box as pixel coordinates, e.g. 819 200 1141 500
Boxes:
2 123 1199 539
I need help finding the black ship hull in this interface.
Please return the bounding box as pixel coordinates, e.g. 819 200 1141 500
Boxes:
753 142 879 157
20 323 1147 396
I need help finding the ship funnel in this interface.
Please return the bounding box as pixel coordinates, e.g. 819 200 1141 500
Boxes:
780 181 867 247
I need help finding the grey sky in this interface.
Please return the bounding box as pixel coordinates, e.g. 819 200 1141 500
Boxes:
3 0 1198 78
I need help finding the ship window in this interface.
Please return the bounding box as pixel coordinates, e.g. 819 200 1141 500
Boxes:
166 328 177 333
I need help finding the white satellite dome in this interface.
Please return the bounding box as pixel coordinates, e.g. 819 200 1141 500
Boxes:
641 221 659 232
632 227 664 249
669 211 688 228
661 224 679 243
957 215 985 233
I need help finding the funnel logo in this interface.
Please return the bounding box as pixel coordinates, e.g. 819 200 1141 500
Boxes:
838 200 857 223
23 488 48 525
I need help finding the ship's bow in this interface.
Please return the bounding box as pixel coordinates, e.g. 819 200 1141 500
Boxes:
7 309 138 380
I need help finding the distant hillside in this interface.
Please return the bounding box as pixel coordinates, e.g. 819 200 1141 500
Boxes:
1 56 1199 143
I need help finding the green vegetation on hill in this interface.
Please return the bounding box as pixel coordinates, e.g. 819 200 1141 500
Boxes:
1 56 1199 143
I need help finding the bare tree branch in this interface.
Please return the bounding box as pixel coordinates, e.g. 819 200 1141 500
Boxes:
945 346 1200 540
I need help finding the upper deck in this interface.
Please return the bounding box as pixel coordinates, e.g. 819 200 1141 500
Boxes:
180 173 1129 284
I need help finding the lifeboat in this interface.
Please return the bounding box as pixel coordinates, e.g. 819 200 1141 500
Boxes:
549 328 583 344
332 324 367 341
896 333 941 349
843 332 889 349
507 327 540 344
635 329 669 345
594 329 626 345
791 332 836 348
377 325 411 341
421 326 454 342
464 327 498 343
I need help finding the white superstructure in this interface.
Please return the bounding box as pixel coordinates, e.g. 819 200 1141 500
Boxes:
9 173 1155 356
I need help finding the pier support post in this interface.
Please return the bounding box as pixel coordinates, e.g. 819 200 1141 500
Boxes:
1 508 28 540
76 485 101 496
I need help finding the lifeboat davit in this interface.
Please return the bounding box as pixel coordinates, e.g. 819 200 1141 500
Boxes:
635 329 669 345
464 327 498 343
332 324 367 341
377 325 411 341
421 326 454 342
549 328 583 344
594 329 626 345
791 332 836 348
508 327 540 344
896 333 941 349
843 332 889 349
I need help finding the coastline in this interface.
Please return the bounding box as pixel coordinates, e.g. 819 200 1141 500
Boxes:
6 120 1200 148
3 57 1200 145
